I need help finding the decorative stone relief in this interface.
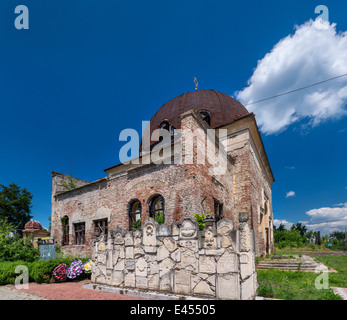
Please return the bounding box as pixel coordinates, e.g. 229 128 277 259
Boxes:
142 219 158 247
133 230 142 246
158 224 170 237
217 218 233 248
203 227 217 248
240 224 251 252
113 228 125 245
124 232 134 246
91 217 257 300
180 248 198 271
135 257 147 277
179 218 198 240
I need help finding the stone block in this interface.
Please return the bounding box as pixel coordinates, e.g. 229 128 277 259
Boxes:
135 257 147 277
193 281 214 296
134 246 144 258
159 258 175 277
124 232 134 246
199 255 216 274
180 249 198 272
125 246 134 259
136 276 148 289
111 270 124 287
124 272 135 288
144 245 157 253
179 240 199 251
157 245 170 261
216 274 240 300
158 224 171 237
148 274 159 290
125 259 135 271
217 251 238 273
163 237 178 252
174 269 191 295
171 249 181 262
159 272 173 292
241 273 256 300
114 258 125 271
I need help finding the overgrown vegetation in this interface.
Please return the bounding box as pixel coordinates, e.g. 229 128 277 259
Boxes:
154 211 164 225
274 223 346 251
257 268 342 300
257 248 347 300
193 212 214 230
62 175 77 190
131 219 142 231
193 212 207 230
0 218 40 262
0 258 91 285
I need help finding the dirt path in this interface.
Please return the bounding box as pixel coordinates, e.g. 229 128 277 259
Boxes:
7 280 146 300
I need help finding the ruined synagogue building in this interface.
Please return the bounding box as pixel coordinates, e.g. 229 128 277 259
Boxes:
51 89 274 261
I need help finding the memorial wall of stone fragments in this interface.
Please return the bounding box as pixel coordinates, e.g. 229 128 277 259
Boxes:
91 213 258 300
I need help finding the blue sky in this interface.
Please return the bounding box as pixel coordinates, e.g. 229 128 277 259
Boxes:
0 0 346 234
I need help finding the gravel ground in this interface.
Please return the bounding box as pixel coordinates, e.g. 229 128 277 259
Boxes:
0 286 45 300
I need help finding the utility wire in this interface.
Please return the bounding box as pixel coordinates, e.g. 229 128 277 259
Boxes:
243 73 347 107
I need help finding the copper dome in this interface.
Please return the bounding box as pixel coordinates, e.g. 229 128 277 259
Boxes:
149 90 249 135
24 220 42 231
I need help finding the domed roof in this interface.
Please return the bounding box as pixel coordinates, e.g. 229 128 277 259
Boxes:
149 90 249 134
24 220 42 231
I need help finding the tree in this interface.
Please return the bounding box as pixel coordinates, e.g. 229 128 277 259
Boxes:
277 223 285 231
330 231 345 241
0 183 33 229
291 223 307 237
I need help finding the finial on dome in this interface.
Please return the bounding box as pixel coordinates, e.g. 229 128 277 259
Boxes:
194 76 198 91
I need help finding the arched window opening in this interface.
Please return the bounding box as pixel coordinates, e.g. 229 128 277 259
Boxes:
200 111 211 126
149 194 164 222
159 121 176 141
61 216 69 245
129 199 142 230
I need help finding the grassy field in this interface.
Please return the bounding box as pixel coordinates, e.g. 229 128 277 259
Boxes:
256 248 346 300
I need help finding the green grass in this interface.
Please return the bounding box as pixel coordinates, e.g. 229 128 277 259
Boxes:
312 255 347 288
257 248 347 300
257 268 342 300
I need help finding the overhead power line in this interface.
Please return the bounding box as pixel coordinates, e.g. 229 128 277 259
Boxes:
243 73 347 107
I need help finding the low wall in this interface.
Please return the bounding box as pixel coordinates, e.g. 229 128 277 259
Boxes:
91 213 258 300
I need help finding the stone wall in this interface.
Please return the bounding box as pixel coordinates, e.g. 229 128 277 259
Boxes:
91 215 257 300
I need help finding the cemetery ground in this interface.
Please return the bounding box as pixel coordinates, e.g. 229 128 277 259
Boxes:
256 246 347 300
1 247 346 300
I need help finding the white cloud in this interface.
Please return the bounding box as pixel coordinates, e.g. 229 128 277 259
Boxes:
285 166 296 170
286 191 295 198
273 219 294 229
235 19 347 135
305 202 347 234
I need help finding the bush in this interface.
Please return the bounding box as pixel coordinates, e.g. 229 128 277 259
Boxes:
193 213 206 230
274 229 304 249
154 211 164 225
0 258 91 285
0 219 40 262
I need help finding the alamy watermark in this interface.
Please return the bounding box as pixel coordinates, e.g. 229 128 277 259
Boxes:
14 265 29 289
14 5 29 30
315 5 329 22
119 121 228 175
